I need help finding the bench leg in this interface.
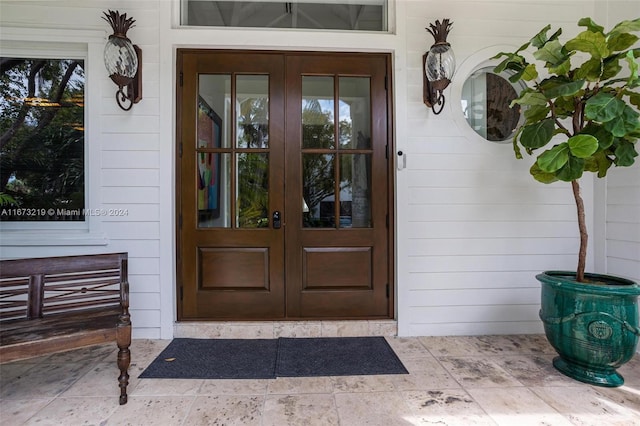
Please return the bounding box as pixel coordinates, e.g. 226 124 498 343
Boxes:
116 325 131 405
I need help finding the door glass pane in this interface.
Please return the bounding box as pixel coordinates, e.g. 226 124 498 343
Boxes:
339 77 371 149
198 74 232 228
302 154 335 228
302 76 334 149
340 154 371 228
237 75 269 148
181 1 388 32
237 153 269 228
199 74 231 148
198 153 231 228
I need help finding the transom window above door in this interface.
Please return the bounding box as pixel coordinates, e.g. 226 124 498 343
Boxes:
181 0 388 31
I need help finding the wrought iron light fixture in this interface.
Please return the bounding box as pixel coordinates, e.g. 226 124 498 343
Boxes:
423 19 455 114
102 10 142 111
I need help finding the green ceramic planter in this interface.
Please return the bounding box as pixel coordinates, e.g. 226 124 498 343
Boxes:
537 271 640 387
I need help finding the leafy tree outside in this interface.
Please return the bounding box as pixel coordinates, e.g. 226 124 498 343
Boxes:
0 58 85 221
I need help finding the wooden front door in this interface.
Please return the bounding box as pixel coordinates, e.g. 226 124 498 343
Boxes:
177 50 393 320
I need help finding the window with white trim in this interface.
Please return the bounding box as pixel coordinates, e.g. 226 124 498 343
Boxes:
1 57 86 221
0 30 107 245
181 0 388 31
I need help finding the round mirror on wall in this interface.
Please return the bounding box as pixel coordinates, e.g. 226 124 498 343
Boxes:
461 66 527 142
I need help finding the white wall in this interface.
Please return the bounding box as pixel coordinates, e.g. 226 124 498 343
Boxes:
601 2 640 285
605 167 640 282
1 0 638 339
397 0 607 336
0 0 164 338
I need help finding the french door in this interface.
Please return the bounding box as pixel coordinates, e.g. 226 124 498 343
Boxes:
177 50 393 320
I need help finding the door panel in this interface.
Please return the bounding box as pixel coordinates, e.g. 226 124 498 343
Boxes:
303 247 372 289
177 50 392 320
178 51 285 319
284 54 390 318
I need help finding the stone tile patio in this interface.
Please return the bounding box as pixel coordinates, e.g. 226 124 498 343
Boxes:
1 334 639 425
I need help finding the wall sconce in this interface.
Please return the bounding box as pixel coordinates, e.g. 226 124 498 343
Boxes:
423 19 455 114
102 10 142 111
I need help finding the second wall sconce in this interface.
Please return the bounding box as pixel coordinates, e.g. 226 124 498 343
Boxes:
103 10 142 111
423 19 455 114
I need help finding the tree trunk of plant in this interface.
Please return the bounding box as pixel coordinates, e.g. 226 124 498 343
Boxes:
571 180 587 282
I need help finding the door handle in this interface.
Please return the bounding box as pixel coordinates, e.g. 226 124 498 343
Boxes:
272 211 282 229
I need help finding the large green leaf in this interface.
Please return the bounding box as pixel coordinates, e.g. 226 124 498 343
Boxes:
548 58 572 76
575 58 602 81
601 57 623 81
530 162 558 183
537 143 569 172
624 50 639 87
608 33 639 52
578 17 604 33
534 40 569 66
524 104 551 122
584 92 626 122
493 53 526 74
519 118 555 149
568 134 599 157
530 25 552 48
512 91 547 107
614 140 639 166
596 152 614 177
629 90 640 108
608 19 640 39
553 97 577 118
603 105 640 137
566 30 609 59
581 123 614 150
540 77 585 98
520 64 538 81
584 152 613 177
557 155 586 181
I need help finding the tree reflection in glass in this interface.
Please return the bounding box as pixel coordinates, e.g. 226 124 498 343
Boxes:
0 58 85 220
236 75 269 228
237 153 269 228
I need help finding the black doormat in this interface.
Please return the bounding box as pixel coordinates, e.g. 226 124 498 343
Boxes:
139 337 407 379
139 338 279 379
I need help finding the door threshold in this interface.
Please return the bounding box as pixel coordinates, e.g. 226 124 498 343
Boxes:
174 320 397 339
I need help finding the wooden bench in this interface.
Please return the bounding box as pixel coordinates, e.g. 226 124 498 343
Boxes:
0 253 132 405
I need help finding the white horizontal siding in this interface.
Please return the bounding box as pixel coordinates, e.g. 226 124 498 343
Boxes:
605 164 640 353
408 288 540 307
409 187 572 205
102 187 160 204
0 0 163 339
100 133 160 151
397 0 604 337
3 0 637 342
408 238 578 256
101 151 160 169
101 169 161 187
409 271 548 290
606 166 640 283
408 222 578 239
408 254 577 274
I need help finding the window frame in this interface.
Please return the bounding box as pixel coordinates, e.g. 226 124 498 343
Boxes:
0 27 107 245
175 0 395 33
451 45 533 146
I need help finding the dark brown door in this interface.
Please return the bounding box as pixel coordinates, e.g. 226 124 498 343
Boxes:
177 50 393 320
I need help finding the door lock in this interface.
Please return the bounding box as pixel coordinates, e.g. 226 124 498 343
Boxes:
272 211 282 229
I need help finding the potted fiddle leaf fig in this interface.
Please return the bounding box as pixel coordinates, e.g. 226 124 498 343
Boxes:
493 17 640 387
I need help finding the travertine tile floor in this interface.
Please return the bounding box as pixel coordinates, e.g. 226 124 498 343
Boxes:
1 335 639 425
